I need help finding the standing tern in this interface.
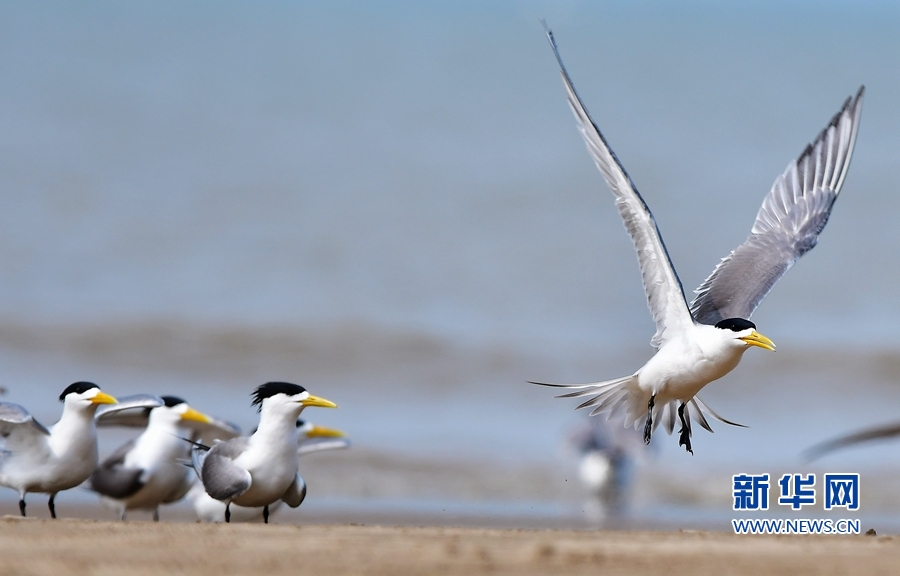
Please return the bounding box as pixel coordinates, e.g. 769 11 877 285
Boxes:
534 26 864 453
191 382 337 523
0 383 159 517
89 395 238 521
189 419 348 523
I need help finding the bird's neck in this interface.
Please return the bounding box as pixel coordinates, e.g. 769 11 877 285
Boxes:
49 404 98 458
252 408 301 448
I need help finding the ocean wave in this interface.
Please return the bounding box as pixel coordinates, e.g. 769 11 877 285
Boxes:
0 320 455 377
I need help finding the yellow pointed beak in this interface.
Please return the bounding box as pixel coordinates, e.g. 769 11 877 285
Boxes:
300 394 338 409
308 424 345 438
90 391 118 405
180 407 213 424
740 331 776 351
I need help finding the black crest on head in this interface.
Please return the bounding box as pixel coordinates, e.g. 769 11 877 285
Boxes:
251 382 307 411
714 318 757 332
161 396 187 408
59 381 100 402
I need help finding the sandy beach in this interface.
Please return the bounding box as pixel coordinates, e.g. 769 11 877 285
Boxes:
1 5 899 576
0 517 897 576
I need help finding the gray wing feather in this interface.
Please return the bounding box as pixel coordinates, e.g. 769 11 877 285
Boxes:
0 402 33 425
95 394 164 424
804 421 900 461
190 443 209 473
0 401 51 438
161 471 196 504
282 473 307 508
691 87 864 324
544 25 694 348
88 439 145 499
95 409 151 429
198 438 252 502
297 437 350 456
191 418 242 445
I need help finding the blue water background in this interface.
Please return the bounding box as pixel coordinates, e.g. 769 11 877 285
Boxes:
0 1 899 528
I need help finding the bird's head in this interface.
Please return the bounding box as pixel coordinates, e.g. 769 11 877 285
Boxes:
251 382 337 417
59 381 117 411
714 318 776 351
149 395 213 426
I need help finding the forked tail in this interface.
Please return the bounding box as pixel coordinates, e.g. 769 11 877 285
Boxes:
531 375 642 423
531 379 745 437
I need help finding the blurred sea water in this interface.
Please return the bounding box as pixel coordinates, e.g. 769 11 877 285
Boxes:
0 1 899 529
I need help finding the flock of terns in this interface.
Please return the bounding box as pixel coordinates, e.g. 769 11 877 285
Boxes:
0 381 346 522
0 24 892 523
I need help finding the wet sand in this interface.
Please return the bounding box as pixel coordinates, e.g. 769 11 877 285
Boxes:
0 517 897 576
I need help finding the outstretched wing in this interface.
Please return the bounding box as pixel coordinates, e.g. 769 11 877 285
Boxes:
95 394 241 445
690 87 864 324
803 420 900 461
95 394 165 425
544 25 693 348
0 402 50 455
297 437 351 456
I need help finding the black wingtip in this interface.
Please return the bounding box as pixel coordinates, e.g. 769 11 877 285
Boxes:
541 19 557 55
181 437 210 451
539 19 570 75
719 418 749 429
527 380 572 388
833 85 865 127
539 19 551 40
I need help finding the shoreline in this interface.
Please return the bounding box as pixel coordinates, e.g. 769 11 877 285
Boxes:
1 517 898 575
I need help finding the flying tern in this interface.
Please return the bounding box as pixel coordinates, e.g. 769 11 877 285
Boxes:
0 383 159 517
88 395 239 521
189 418 348 523
190 382 337 523
534 26 864 453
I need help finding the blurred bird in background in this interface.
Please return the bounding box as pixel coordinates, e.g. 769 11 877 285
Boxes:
189 418 348 523
88 395 240 521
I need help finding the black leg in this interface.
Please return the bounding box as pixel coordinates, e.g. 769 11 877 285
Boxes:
678 402 693 455
48 494 56 519
18 497 26 517
643 394 656 445
153 509 159 522
263 505 269 524
225 503 231 523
